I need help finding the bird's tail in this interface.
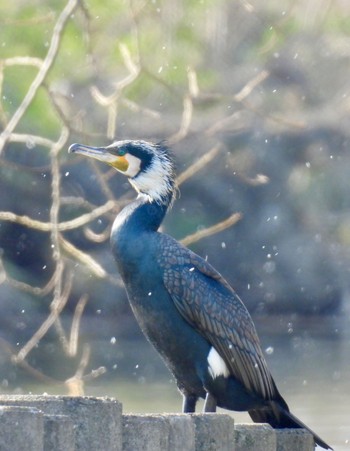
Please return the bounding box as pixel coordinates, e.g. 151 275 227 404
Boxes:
248 401 332 450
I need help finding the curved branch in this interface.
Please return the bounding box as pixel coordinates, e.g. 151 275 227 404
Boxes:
180 212 242 247
0 0 79 153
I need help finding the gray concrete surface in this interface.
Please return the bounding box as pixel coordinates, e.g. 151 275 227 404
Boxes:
234 423 276 451
0 405 43 451
0 395 318 451
276 428 314 451
0 395 122 451
43 414 75 451
192 414 235 451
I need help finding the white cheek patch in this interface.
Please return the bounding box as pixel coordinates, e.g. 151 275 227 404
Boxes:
124 154 141 177
207 347 230 379
131 157 173 203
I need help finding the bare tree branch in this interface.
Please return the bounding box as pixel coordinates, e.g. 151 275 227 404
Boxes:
180 212 242 247
0 0 79 153
0 256 59 296
9 133 56 148
65 344 91 395
14 265 72 363
68 294 89 357
177 144 222 186
3 57 43 69
168 68 198 144
60 236 107 278
233 70 270 103
0 200 116 232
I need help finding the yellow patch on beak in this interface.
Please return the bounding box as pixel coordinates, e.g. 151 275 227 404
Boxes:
112 156 129 172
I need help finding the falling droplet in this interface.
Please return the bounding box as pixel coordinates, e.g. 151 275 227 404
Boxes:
26 138 35 149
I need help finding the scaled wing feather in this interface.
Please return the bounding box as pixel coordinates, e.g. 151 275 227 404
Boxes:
158 233 277 401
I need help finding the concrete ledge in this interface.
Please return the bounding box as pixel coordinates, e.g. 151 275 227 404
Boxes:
0 405 43 451
234 423 276 451
123 414 170 451
192 414 235 451
0 395 320 451
122 413 234 451
276 428 314 451
167 414 196 451
43 414 75 451
0 395 122 451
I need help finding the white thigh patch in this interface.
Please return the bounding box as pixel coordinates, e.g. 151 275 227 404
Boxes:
207 347 230 379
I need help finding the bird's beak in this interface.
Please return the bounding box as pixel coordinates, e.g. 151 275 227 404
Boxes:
68 143 129 172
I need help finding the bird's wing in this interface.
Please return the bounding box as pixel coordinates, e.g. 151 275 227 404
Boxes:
158 234 277 401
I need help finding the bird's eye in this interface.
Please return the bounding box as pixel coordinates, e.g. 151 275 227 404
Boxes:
117 149 126 156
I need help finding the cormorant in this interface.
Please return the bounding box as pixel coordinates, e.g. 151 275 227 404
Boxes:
69 140 331 450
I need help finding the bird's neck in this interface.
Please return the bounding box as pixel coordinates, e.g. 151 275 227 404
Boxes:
111 194 170 279
111 194 170 244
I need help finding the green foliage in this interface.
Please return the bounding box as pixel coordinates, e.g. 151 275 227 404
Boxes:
324 11 350 34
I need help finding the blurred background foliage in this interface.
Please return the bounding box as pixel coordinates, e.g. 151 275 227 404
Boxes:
0 0 349 447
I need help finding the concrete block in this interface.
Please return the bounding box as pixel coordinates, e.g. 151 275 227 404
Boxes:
123 414 170 451
276 428 314 451
192 413 235 451
43 414 75 451
166 414 196 451
0 395 122 451
235 423 276 451
0 406 43 451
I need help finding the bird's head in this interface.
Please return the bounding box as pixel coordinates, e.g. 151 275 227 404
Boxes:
69 140 176 205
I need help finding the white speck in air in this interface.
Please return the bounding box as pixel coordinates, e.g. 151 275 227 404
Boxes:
265 346 274 355
26 138 35 149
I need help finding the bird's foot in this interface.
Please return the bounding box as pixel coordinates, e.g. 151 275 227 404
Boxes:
203 392 217 412
182 394 198 413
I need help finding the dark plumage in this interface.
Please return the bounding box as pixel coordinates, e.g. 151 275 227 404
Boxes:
69 140 331 450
